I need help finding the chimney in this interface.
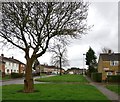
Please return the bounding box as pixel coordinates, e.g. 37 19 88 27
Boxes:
1 54 4 57
12 56 14 59
108 50 112 55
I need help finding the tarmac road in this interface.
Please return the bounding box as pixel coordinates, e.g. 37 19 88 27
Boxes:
0 75 55 86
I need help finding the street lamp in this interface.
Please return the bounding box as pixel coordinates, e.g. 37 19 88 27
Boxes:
83 54 86 76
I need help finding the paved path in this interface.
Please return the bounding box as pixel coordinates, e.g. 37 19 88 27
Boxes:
85 76 120 102
0 75 55 86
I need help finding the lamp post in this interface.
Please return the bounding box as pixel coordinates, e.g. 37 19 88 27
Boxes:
83 54 86 76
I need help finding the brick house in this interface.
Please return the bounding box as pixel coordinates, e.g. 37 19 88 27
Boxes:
0 60 5 77
98 53 120 80
0 61 5 72
0 54 25 75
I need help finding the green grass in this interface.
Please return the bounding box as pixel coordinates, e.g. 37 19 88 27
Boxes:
35 74 89 83
2 84 109 101
1 75 110 101
106 84 120 95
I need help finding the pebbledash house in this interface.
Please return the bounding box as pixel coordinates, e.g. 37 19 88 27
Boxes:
98 52 120 81
0 54 25 75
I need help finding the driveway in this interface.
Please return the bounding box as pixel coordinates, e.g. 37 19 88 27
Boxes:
0 75 56 86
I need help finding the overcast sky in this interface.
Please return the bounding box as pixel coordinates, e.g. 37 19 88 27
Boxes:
0 2 118 70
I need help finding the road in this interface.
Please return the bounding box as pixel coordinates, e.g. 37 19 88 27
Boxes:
0 75 55 86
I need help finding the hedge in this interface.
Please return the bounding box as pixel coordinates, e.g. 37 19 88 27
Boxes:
107 75 120 83
91 72 102 82
11 73 24 78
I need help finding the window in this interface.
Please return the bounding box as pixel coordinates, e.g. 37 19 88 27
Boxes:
7 69 9 72
107 72 113 75
110 61 119 66
116 72 120 75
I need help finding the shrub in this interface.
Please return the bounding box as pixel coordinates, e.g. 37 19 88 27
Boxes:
86 71 91 77
107 75 120 83
11 73 23 78
91 72 102 82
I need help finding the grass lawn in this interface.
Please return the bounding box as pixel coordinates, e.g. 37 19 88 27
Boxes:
106 84 120 95
2 84 110 101
35 74 89 83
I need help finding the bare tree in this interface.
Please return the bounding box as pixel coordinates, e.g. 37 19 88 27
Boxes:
0 2 89 93
50 43 69 75
102 47 114 53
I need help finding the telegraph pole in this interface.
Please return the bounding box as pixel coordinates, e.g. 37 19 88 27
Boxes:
83 54 86 76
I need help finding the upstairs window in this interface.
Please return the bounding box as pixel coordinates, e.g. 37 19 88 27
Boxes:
110 61 119 66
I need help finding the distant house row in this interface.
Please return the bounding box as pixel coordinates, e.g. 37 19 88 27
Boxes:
1 51 119 80
37 65 85 75
66 68 86 75
0 54 25 75
0 54 65 75
98 52 120 80
35 64 65 75
0 53 84 76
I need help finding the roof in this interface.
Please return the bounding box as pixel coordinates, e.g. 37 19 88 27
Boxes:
67 68 85 71
100 53 120 61
11 58 26 65
40 64 65 70
0 56 25 65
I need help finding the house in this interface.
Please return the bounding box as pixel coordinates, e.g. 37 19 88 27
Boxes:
0 60 5 72
38 64 65 75
98 52 120 80
12 58 26 74
0 54 25 75
66 68 85 74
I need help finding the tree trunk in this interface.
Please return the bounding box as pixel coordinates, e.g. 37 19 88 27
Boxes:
60 57 62 76
24 58 34 93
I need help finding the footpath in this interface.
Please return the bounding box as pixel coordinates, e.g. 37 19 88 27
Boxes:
85 76 120 102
